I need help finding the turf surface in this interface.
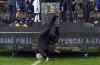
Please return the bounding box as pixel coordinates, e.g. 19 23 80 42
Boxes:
0 51 100 65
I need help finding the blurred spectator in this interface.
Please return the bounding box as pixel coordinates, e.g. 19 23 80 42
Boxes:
8 0 16 23
96 0 100 11
94 0 100 24
90 0 95 11
83 0 90 22
32 0 41 22
66 10 70 22
0 1 8 13
26 0 34 27
15 0 28 27
60 0 63 21
62 0 77 22
72 0 77 22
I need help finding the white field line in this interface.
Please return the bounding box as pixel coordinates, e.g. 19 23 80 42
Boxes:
32 60 41 65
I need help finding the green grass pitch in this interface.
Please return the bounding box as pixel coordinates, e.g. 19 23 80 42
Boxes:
0 51 100 65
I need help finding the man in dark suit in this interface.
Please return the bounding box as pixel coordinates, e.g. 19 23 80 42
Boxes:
35 15 60 62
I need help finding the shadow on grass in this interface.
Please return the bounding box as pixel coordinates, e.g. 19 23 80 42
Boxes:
0 51 12 57
0 51 100 58
0 51 36 58
49 51 100 59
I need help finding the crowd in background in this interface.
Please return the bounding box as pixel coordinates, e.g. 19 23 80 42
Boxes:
8 0 35 27
0 0 100 27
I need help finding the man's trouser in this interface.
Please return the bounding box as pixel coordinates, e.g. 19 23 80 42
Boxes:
8 5 16 23
83 2 90 22
62 0 73 22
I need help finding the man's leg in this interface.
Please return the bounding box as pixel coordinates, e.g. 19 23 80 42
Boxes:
8 5 12 23
34 14 38 22
36 47 49 62
21 1 28 27
62 0 67 22
37 14 41 22
15 1 21 26
15 11 21 27
12 5 16 23
72 2 77 22
68 0 73 22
